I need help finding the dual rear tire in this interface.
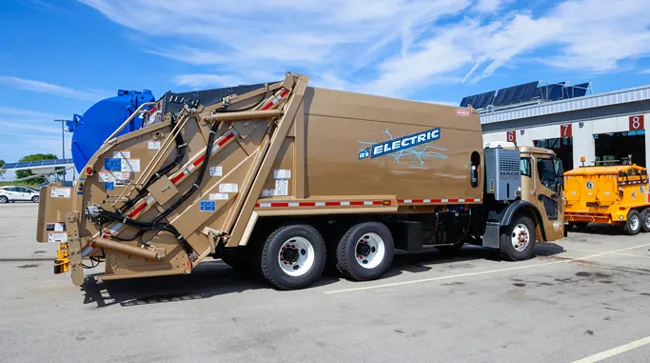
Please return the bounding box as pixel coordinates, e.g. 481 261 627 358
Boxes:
254 221 395 290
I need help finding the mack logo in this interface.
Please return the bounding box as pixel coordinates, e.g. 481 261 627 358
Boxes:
359 128 441 160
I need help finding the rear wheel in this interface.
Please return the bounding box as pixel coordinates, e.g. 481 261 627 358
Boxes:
336 221 394 281
624 210 642 235
259 224 326 290
640 208 650 233
0 196 7 204
500 214 536 261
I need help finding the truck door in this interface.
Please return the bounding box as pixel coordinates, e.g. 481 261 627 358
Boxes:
533 155 565 240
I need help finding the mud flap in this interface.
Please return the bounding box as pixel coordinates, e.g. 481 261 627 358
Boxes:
482 222 501 249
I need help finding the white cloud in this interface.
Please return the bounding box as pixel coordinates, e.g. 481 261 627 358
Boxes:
0 76 108 101
0 106 65 120
78 0 650 99
475 0 503 12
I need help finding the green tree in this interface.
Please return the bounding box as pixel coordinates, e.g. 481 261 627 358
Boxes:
0 159 5 179
16 153 62 184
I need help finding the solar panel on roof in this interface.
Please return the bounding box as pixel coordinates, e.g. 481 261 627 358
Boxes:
459 96 469 107
521 81 540 101
501 86 518 105
573 83 589 97
511 84 528 104
473 93 487 108
492 88 508 106
0 158 74 171
548 84 563 100
478 90 496 108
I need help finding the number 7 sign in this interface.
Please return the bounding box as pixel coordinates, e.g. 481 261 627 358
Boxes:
560 124 572 137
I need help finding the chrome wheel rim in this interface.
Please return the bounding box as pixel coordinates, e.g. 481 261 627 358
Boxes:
511 224 530 252
355 232 385 269
277 237 314 277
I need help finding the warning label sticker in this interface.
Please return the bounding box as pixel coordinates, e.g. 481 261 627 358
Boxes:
274 169 291 179
121 159 140 173
209 166 223 177
209 193 229 200
219 183 238 193
113 151 131 159
51 188 71 198
48 232 68 243
275 179 288 196
148 141 161 150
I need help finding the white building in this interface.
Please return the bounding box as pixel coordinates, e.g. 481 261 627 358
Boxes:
477 84 650 171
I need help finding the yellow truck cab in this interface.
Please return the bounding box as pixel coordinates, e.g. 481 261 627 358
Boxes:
564 160 650 234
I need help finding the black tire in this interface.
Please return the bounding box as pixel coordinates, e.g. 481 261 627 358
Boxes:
0 196 7 204
31 196 39 203
336 221 395 281
640 208 650 233
624 210 642 235
259 224 326 290
500 213 536 261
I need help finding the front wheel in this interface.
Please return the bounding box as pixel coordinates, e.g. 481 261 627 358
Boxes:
336 221 394 281
259 224 326 290
0 196 8 204
624 210 642 235
500 214 536 261
31 196 39 203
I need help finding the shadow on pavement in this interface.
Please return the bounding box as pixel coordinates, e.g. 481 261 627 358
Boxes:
80 241 566 308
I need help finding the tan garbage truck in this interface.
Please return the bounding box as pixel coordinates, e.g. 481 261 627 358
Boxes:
36 72 566 290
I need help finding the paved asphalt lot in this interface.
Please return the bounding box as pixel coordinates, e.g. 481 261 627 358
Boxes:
2 203 650 363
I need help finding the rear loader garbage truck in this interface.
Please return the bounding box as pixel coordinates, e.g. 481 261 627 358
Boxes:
36 72 566 290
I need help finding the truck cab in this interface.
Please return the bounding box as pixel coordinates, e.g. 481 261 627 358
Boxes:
518 145 566 241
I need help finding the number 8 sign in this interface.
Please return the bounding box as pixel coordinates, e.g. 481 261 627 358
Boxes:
629 115 644 131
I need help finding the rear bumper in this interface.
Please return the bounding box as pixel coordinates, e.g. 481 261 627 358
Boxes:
564 212 614 224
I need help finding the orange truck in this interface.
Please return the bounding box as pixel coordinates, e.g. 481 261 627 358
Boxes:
564 161 650 234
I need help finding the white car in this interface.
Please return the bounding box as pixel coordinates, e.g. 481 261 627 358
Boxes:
0 186 40 203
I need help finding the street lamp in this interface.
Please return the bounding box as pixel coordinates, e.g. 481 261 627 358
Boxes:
53 119 67 183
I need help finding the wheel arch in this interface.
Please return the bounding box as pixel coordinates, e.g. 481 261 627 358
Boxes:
499 201 547 242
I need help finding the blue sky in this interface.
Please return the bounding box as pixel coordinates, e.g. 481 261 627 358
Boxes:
1 0 650 179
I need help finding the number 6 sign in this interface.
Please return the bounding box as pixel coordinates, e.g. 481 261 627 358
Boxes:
629 115 644 131
506 131 517 143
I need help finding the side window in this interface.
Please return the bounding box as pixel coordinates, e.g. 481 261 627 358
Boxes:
537 158 558 191
520 157 531 177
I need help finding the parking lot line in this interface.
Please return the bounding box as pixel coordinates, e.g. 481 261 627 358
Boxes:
325 242 650 295
570 335 650 363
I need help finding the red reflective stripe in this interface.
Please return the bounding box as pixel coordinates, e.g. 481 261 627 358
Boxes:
271 202 289 208
261 102 274 111
412 199 424 203
193 155 205 166
372 201 383 205
447 198 459 203
128 202 147 218
350 201 364 206
171 173 184 185
325 201 339 206
280 90 289 97
299 201 316 207
218 132 235 146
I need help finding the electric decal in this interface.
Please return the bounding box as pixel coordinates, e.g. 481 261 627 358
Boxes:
358 128 447 168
